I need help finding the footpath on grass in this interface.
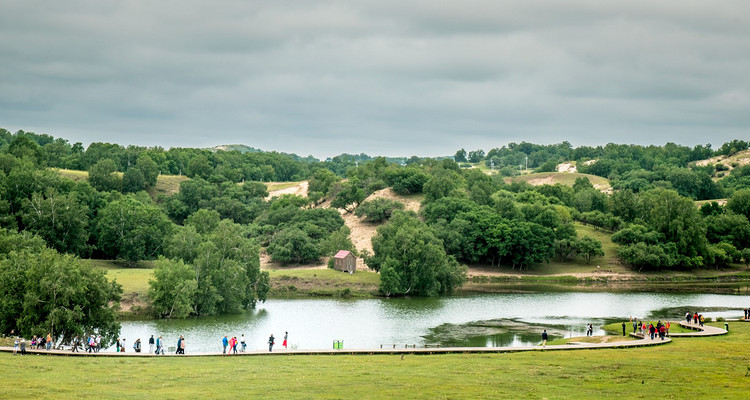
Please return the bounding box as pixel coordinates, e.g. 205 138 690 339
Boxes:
0 320 728 358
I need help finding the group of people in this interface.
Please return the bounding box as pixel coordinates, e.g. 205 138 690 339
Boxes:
114 335 182 354
685 312 705 326
222 335 247 354
224 331 287 353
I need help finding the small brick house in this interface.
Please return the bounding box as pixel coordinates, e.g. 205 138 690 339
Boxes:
333 250 356 273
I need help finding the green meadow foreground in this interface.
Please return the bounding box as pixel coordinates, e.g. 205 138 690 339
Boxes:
2 323 749 399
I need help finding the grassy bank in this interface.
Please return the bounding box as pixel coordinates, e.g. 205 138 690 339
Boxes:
268 268 380 297
2 322 749 398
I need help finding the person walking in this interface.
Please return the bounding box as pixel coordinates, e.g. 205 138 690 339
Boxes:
240 334 246 352
13 337 19 355
116 338 121 353
622 322 626 336
20 338 26 356
541 330 548 348
283 332 288 349
134 338 142 353
632 319 638 334
149 335 155 354
176 336 182 354
156 336 164 355
222 336 229 354
232 337 238 354
178 335 185 354
46 333 52 350
665 321 670 336
72 336 80 352
268 334 275 352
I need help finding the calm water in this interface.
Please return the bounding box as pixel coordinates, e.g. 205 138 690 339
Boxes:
117 292 750 352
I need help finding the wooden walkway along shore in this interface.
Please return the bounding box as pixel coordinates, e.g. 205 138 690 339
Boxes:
0 320 727 358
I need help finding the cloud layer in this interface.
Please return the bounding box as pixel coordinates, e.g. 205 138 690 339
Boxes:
1 0 748 158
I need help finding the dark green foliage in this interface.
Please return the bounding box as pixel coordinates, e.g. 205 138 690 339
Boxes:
95 195 174 263
161 219 268 316
354 198 405 223
148 258 197 318
0 246 121 346
423 169 465 203
330 179 366 212
366 212 466 296
267 227 320 263
88 158 122 192
385 167 429 195
21 190 90 257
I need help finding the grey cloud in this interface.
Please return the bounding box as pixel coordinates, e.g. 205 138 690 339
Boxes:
0 0 748 158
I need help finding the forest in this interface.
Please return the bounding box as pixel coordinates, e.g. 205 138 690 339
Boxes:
2 127 750 343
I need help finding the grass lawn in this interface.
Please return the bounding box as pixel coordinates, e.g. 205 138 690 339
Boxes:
266 181 304 191
54 168 188 202
82 259 155 295
2 322 749 398
268 268 380 297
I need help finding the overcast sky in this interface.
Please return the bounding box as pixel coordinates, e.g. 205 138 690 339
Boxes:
1 1 748 159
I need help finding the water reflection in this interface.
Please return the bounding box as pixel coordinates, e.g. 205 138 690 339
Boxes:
116 292 750 352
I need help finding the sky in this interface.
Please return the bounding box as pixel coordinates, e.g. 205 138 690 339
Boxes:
1 1 748 159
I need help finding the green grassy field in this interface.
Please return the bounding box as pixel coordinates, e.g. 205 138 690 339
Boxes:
2 322 749 398
268 268 380 297
54 168 188 201
266 181 304 192
82 259 155 295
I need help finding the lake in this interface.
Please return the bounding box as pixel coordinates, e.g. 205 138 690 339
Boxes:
116 292 750 353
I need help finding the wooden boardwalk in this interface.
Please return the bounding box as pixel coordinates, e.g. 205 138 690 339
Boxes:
0 320 726 358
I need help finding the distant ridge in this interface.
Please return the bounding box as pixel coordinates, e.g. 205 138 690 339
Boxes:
211 144 263 153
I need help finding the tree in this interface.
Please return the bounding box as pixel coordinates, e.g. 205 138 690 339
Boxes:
95 196 174 263
330 180 366 212
0 248 121 346
88 158 122 192
454 148 467 163
354 198 404 223
366 212 466 296
148 258 197 318
21 190 90 256
576 236 604 263
423 170 465 203
160 219 268 316
122 167 146 193
727 189 750 220
267 227 320 263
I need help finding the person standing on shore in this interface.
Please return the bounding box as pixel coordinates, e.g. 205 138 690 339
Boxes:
622 322 626 336
283 332 288 349
241 334 246 352
149 335 155 354
179 335 185 354
542 330 548 348
46 333 52 350
20 338 26 355
13 337 19 354
632 319 638 333
222 336 228 354
268 334 275 352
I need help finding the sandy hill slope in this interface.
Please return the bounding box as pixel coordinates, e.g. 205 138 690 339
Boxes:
507 171 611 193
694 149 750 177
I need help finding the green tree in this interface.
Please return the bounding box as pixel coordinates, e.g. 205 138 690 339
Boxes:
454 148 467 163
0 248 121 346
95 196 174 263
727 189 750 220
88 158 122 192
330 179 366 212
576 236 604 263
122 167 146 193
366 212 466 296
21 190 90 256
267 227 320 263
148 258 197 318
354 198 405 223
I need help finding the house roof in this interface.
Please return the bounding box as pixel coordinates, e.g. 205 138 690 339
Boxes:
334 250 353 259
